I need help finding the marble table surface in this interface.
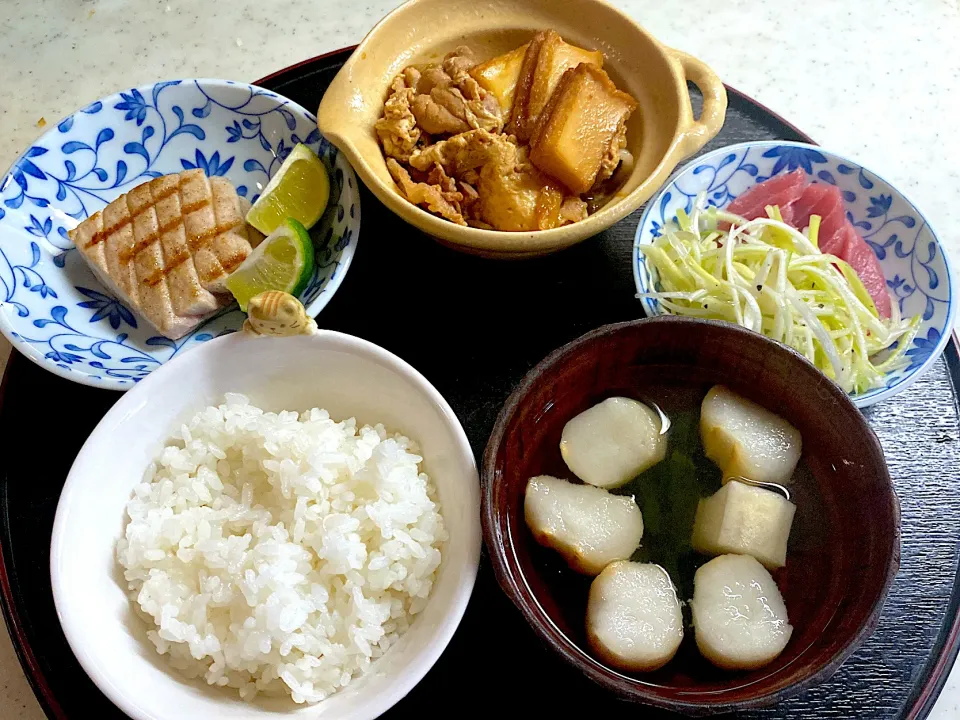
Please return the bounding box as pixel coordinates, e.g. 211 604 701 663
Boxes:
1 0 959 717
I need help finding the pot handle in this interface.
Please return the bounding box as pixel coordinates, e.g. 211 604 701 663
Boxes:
668 48 728 160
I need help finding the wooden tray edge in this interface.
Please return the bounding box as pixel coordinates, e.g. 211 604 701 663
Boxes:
0 47 955 720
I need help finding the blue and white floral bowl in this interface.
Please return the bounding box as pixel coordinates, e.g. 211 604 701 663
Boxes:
0 79 360 390
633 141 955 408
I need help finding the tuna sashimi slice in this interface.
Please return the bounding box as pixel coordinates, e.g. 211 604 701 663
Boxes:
789 183 835 232
839 224 892 318
720 170 892 319
812 190 847 256
818 227 846 257
727 168 806 221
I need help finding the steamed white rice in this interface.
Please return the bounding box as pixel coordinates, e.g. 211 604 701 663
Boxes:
116 393 447 704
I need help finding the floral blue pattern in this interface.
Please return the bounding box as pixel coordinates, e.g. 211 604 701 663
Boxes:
0 79 360 390
905 327 942 372
180 149 234 177
76 287 137 330
760 145 827 176
115 89 151 126
633 141 956 408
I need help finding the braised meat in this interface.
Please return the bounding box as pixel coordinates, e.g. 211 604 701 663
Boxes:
375 34 636 232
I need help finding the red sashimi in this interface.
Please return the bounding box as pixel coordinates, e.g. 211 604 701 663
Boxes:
812 190 847 257
727 168 806 221
722 171 891 318
817 228 846 258
838 224 892 318
780 183 847 256
788 183 832 231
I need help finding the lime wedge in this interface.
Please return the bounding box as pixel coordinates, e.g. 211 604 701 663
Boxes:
226 218 315 311
246 143 330 235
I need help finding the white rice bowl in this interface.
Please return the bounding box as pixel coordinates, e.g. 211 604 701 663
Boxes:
53 331 480 720
116 394 448 705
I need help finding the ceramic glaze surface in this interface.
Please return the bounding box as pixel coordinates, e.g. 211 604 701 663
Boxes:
483 317 900 714
316 0 726 257
0 79 360 389
51 331 480 720
634 141 955 408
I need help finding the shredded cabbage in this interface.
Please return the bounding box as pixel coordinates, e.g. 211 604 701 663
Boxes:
638 193 920 394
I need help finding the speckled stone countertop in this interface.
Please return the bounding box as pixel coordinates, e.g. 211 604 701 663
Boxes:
1 0 959 717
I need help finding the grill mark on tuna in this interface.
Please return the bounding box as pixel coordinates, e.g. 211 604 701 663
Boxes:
145 220 244 286
144 251 192 287
218 248 248 274
83 184 183 249
118 199 218 262
68 169 254 337
182 199 213 216
94 182 237 278
187 222 243 251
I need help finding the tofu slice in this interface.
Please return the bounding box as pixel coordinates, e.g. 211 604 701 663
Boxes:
691 554 793 670
560 397 666 489
700 386 802 485
527 32 603 131
691 480 796 569
529 63 637 194
505 31 547 140
587 562 684 671
524 475 644 575
469 43 529 112
507 31 603 142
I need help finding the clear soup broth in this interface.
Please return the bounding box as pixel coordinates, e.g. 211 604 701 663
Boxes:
523 378 827 685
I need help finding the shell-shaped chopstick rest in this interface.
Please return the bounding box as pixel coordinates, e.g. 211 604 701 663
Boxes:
242 291 318 337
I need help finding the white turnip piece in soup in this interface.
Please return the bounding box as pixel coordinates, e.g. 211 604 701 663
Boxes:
560 397 666 488
691 554 793 671
700 386 802 485
691 480 796 569
524 475 644 575
586 561 684 672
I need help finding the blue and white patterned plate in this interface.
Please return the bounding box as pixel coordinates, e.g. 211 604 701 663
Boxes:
633 141 956 408
0 79 360 391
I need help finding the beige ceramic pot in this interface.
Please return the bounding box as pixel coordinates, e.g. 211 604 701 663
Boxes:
316 0 727 258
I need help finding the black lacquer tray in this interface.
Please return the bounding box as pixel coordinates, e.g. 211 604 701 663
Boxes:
1 48 959 719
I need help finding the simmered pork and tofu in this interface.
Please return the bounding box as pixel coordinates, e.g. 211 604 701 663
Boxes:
470 43 529 112
530 64 637 195
390 128 587 231
507 30 604 142
376 33 637 231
